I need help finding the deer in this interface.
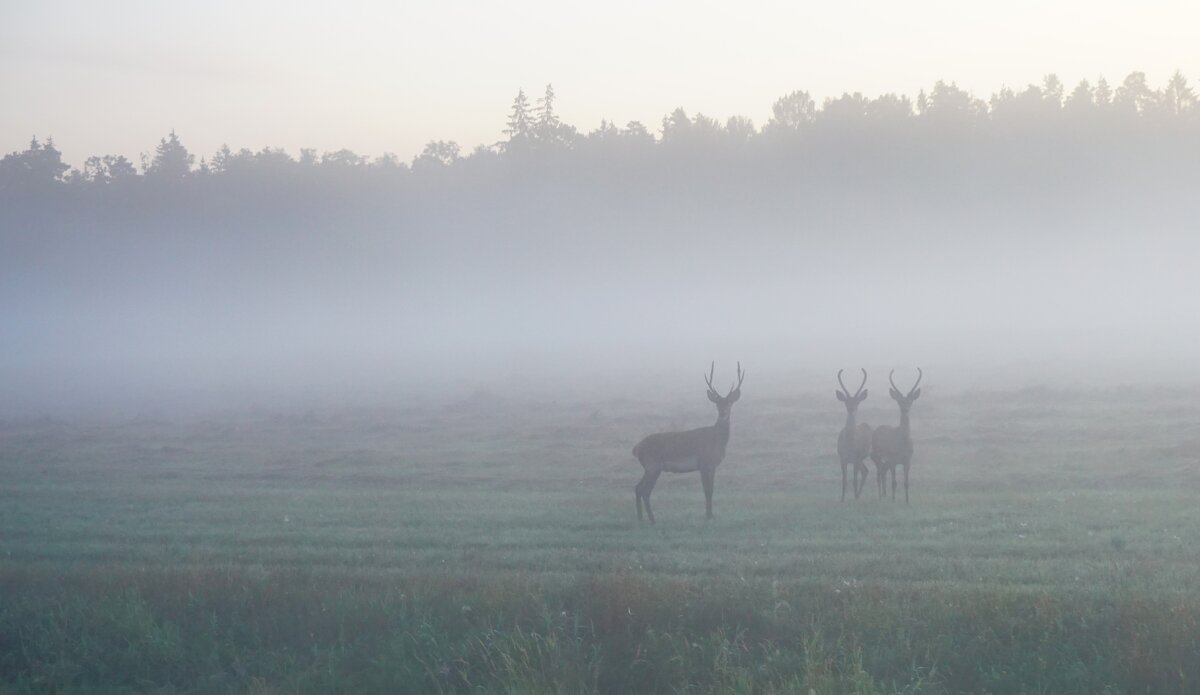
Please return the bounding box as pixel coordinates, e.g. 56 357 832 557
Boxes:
870 368 922 503
632 362 745 524
836 368 872 502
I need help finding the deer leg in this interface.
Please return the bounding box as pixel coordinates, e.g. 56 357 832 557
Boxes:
635 468 652 522
871 455 884 498
903 462 910 504
890 465 897 500
642 469 661 525
840 461 848 502
636 479 643 521
701 467 715 519
854 461 867 499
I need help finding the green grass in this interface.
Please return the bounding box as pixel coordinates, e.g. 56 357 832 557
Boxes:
2 389 1200 693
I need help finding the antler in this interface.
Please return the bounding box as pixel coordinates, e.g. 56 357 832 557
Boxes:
909 368 923 396
730 362 745 395
837 368 867 397
706 362 745 396
889 368 922 397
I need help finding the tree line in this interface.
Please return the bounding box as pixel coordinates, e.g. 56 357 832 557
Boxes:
2 72 1197 194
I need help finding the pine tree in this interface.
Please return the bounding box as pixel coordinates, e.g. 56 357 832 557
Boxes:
1042 74 1064 107
1065 80 1095 113
503 89 532 144
1161 71 1196 116
145 130 194 180
1094 77 1113 107
536 84 561 138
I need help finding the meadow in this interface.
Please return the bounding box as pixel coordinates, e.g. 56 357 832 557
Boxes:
2 386 1199 693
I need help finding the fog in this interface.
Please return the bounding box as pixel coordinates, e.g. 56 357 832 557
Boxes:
3 78 1199 418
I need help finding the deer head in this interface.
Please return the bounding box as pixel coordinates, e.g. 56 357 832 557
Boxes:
888 368 923 414
704 361 745 422
836 368 869 414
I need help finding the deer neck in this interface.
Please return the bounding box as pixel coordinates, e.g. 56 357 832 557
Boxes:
713 413 731 443
843 409 857 432
898 410 911 441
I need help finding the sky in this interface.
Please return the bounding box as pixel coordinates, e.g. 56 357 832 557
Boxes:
2 1 1198 168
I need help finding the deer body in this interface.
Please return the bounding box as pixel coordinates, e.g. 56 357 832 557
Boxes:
633 422 729 474
870 369 922 503
633 363 744 523
870 416 912 498
835 368 872 501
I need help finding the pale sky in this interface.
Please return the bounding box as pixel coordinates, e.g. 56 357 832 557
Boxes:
2 1 1197 167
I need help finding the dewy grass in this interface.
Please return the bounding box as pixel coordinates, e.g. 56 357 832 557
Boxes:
2 567 1196 693
2 389 1200 692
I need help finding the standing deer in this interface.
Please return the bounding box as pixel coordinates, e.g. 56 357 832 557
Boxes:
632 362 745 523
870 368 922 503
836 368 872 502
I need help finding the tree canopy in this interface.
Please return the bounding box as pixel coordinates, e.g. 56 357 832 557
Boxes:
2 73 1195 196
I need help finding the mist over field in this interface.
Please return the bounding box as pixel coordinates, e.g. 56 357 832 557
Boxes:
5 14 1200 683
4 76 1200 418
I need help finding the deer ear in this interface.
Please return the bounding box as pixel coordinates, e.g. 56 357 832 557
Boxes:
836 390 846 402
910 388 921 400
858 389 868 401
890 388 902 399
707 390 720 403
728 389 741 403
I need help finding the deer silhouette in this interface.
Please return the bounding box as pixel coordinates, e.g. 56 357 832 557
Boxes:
870 368 922 503
836 368 872 501
632 362 744 523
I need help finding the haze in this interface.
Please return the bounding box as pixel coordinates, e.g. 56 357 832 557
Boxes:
2 3 1200 419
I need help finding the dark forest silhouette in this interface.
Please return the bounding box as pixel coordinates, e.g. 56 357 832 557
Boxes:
2 73 1198 195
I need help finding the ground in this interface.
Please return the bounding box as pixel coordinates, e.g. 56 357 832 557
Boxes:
2 387 1199 693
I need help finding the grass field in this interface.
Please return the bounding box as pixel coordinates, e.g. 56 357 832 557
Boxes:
2 387 1200 693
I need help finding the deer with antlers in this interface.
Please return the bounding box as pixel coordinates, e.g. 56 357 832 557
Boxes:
632 362 745 523
836 368 872 502
870 368 922 503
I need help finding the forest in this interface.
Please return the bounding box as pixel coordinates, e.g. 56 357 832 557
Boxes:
3 72 1197 199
